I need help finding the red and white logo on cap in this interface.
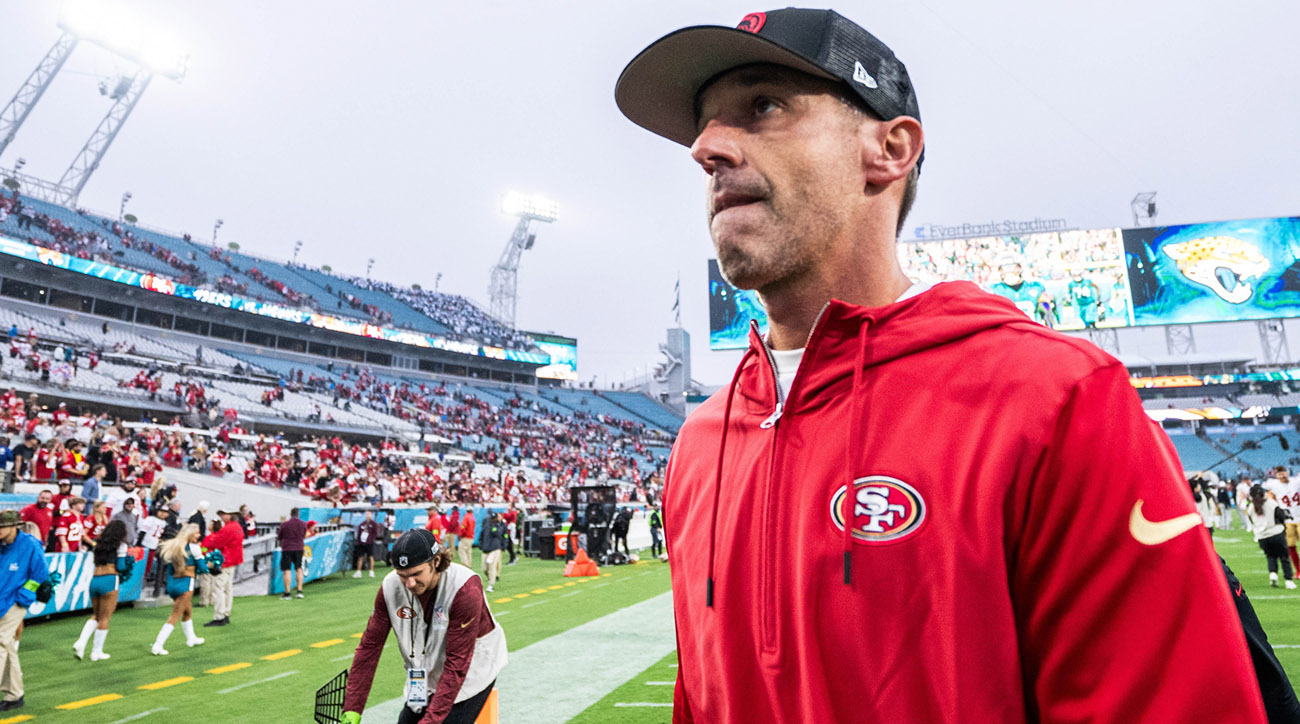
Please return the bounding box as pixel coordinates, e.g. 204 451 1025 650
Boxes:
737 12 766 33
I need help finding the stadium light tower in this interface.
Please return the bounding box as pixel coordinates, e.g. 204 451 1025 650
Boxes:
119 191 132 220
489 192 558 328
1131 191 1157 227
0 3 188 205
212 218 223 246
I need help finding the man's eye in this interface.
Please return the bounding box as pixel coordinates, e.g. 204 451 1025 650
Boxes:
753 97 779 115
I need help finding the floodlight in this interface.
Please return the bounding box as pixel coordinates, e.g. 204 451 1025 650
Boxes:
501 191 559 222
58 1 189 81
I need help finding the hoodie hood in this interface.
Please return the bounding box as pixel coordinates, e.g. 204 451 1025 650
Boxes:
737 281 1037 414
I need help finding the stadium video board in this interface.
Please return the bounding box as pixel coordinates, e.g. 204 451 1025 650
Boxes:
707 215 1300 350
529 332 578 380
1124 217 1300 325
709 229 1135 350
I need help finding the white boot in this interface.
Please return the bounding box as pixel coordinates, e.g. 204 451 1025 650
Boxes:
73 619 96 660
1271 572 1280 588
152 623 173 655
90 628 110 661
352 570 362 578
182 619 204 647
1287 580 1297 590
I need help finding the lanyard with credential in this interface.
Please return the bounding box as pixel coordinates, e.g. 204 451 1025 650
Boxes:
405 587 435 671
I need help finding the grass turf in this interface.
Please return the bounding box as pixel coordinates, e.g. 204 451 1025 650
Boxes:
12 551 671 723
17 528 1300 724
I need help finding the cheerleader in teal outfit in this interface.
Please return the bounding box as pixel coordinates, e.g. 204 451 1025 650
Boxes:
72 519 130 661
151 524 210 655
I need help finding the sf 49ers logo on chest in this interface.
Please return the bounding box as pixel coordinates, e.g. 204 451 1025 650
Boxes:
829 476 927 543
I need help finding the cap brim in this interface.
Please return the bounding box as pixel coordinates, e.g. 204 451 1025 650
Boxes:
616 25 836 147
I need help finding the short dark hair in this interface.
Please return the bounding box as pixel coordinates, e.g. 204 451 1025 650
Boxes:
833 91 920 239
290 507 299 518
433 549 452 574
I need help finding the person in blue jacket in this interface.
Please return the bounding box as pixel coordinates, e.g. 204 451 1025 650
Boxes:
0 509 50 712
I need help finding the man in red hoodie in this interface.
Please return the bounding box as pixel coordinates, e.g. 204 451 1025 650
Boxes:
616 8 1270 724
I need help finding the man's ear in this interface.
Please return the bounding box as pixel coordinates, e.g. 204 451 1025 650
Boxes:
862 116 923 188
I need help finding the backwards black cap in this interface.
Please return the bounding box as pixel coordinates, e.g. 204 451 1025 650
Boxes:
390 528 441 570
616 8 922 164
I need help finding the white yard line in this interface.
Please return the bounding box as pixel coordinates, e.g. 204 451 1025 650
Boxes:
644 681 674 685
110 708 169 723
614 702 673 707
361 591 675 724
217 670 299 694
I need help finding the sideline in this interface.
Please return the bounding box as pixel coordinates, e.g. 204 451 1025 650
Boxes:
361 591 674 724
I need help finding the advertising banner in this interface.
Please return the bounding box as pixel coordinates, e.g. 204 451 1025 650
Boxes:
268 529 352 594
0 235 550 365
26 547 146 619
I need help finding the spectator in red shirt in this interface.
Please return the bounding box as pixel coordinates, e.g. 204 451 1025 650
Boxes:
446 507 460 550
424 506 444 544
19 490 53 550
457 510 475 568
201 511 244 627
54 497 86 552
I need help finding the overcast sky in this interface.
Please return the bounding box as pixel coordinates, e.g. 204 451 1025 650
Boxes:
2 2 1297 387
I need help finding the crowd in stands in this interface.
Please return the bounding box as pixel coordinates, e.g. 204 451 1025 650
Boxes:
1 190 557 354
346 275 534 351
0 377 667 510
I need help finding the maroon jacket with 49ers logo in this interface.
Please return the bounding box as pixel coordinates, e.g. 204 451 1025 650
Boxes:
664 282 1265 723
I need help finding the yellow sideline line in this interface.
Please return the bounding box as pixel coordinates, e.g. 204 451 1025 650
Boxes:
512 593 530 599
311 639 345 648
56 693 123 709
530 588 548 594
494 597 514 604
138 676 193 690
351 633 364 638
547 585 564 590
206 662 252 675
563 581 577 586
261 649 302 661
0 714 34 723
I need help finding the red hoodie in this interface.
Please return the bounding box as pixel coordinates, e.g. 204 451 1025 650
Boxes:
665 282 1265 723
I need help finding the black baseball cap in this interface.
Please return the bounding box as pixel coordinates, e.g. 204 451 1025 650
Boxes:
390 528 441 570
616 8 922 158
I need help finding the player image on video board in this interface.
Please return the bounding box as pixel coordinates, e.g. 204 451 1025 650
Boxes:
1123 217 1300 325
897 229 1134 330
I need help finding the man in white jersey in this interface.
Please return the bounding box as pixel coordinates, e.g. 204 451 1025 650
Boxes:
1265 466 1300 578
342 529 505 724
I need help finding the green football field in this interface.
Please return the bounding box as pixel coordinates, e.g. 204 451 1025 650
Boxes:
9 531 1300 724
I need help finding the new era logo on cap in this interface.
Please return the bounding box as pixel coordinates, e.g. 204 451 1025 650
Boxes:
853 60 877 89
737 12 766 33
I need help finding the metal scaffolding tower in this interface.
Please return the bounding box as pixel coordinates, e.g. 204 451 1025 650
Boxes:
0 16 186 206
56 71 152 205
0 33 79 160
489 193 557 328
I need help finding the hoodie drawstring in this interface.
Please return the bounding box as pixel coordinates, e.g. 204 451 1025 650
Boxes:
843 319 872 585
707 347 756 608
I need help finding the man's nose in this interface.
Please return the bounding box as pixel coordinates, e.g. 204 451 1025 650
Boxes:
690 120 743 175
